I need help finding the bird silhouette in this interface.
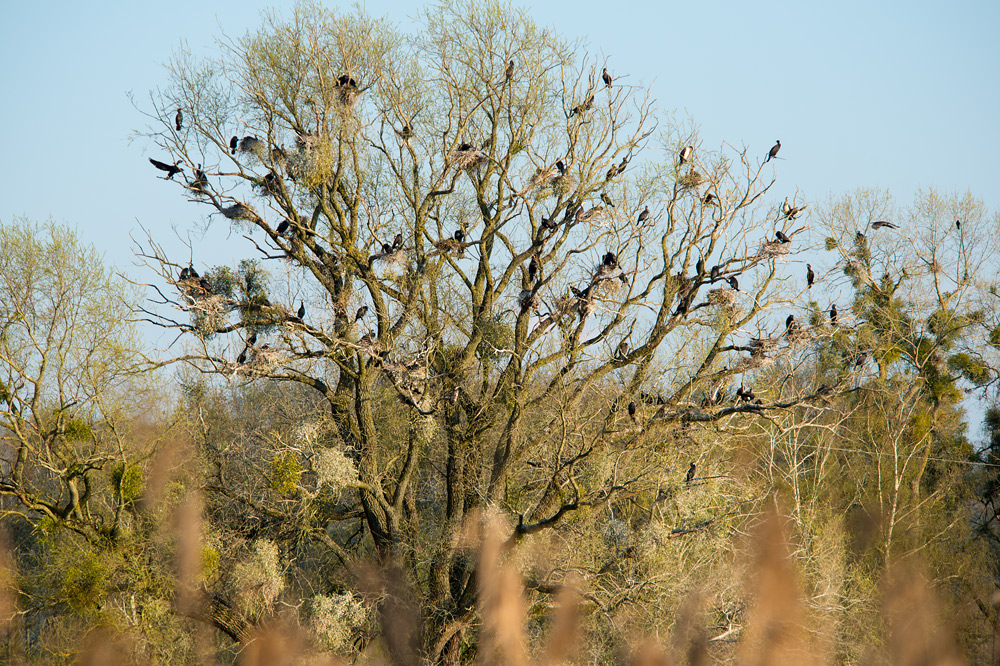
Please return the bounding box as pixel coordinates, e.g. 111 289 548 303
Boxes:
637 206 650 223
679 145 692 165
616 341 629 359
727 275 739 291
602 251 617 268
454 229 465 242
355 305 368 321
600 192 615 207
871 220 899 230
956 219 961 230
248 332 258 346
782 197 792 217
149 158 183 179
685 462 696 484
505 59 514 80
765 140 781 163
602 67 612 87
392 233 403 251
230 136 238 155
175 109 183 131
528 257 538 281
703 192 717 205
710 265 721 282
775 230 791 244
807 264 815 289
555 159 566 174
276 220 289 235
830 303 838 325
237 348 247 365
190 164 208 193
297 301 306 320
628 401 636 421
785 314 796 334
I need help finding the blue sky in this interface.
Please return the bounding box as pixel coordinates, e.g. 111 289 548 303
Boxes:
1 0 998 270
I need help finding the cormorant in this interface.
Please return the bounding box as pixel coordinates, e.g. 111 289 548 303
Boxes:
710 265 721 282
190 164 208 192
603 251 617 268
806 264 815 289
956 219 961 230
179 266 190 280
276 220 289 235
355 305 368 321
555 160 566 174
541 217 557 231
830 303 838 324
392 233 403 251
606 165 619 180
788 205 807 219
616 341 629 359
696 257 705 276
704 192 716 205
685 462 696 484
775 230 791 244
237 348 247 364
381 243 393 254
248 332 257 346
765 140 780 163
727 275 739 291
230 136 238 154
528 257 537 281
600 192 615 207
618 156 628 172
505 59 514 80
188 265 199 279
297 301 306 320
637 206 650 223
871 220 899 230
149 158 183 179
628 401 636 421
454 229 465 242
679 145 692 165
782 197 791 217
175 108 183 131
785 314 796 333
602 67 612 88
399 122 414 140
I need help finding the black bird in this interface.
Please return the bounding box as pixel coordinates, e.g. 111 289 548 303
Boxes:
355 305 368 321
956 219 961 230
696 257 705 276
570 286 585 299
399 122 414 140
297 301 306 320
190 164 208 192
727 275 739 291
600 192 615 207
149 158 183 179
179 266 190 280
765 139 781 163
528 257 538 281
237 347 247 364
703 192 716 205
230 136 238 154
505 59 515 80
616 341 629 359
188 265 199 279
603 251 617 268
830 303 838 325
392 233 403 251
606 165 619 181
856 231 867 242
806 264 815 289
541 217 557 231
175 108 183 131
618 156 628 172
457 142 474 152
685 462 696 484
555 159 566 174
637 206 650 223
248 332 258 346
710 265 721 282
785 314 796 334
198 277 212 294
775 230 791 244
381 242 393 254
276 220 289 235
628 400 636 421
454 229 465 242
602 67 612 88
871 220 899 230
679 145 692 165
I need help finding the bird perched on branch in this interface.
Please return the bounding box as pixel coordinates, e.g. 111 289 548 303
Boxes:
297 301 306 321
616 341 629 359
806 264 815 289
628 401 636 421
679 145 692 165
454 229 465 242
727 275 739 291
685 462 696 484
175 108 183 131
392 233 403 251
230 136 238 155
505 59 514 80
602 67 612 88
149 158 183 180
602 251 617 268
830 303 838 325
765 139 781 163
355 305 368 321
600 192 615 207
775 230 791 244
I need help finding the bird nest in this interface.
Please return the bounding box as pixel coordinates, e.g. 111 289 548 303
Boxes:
732 354 775 373
238 136 268 161
518 289 540 312
526 168 556 191
234 345 283 376
748 336 779 358
708 288 737 306
759 241 790 258
678 171 707 188
450 149 486 171
221 202 262 224
337 86 360 108
185 293 230 315
357 333 384 358
434 239 466 257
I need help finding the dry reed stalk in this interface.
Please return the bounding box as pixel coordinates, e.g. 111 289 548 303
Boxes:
882 561 966 666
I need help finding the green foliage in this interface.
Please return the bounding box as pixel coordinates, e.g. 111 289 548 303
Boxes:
269 451 303 494
64 417 93 442
110 462 145 503
60 550 108 611
947 353 990 386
